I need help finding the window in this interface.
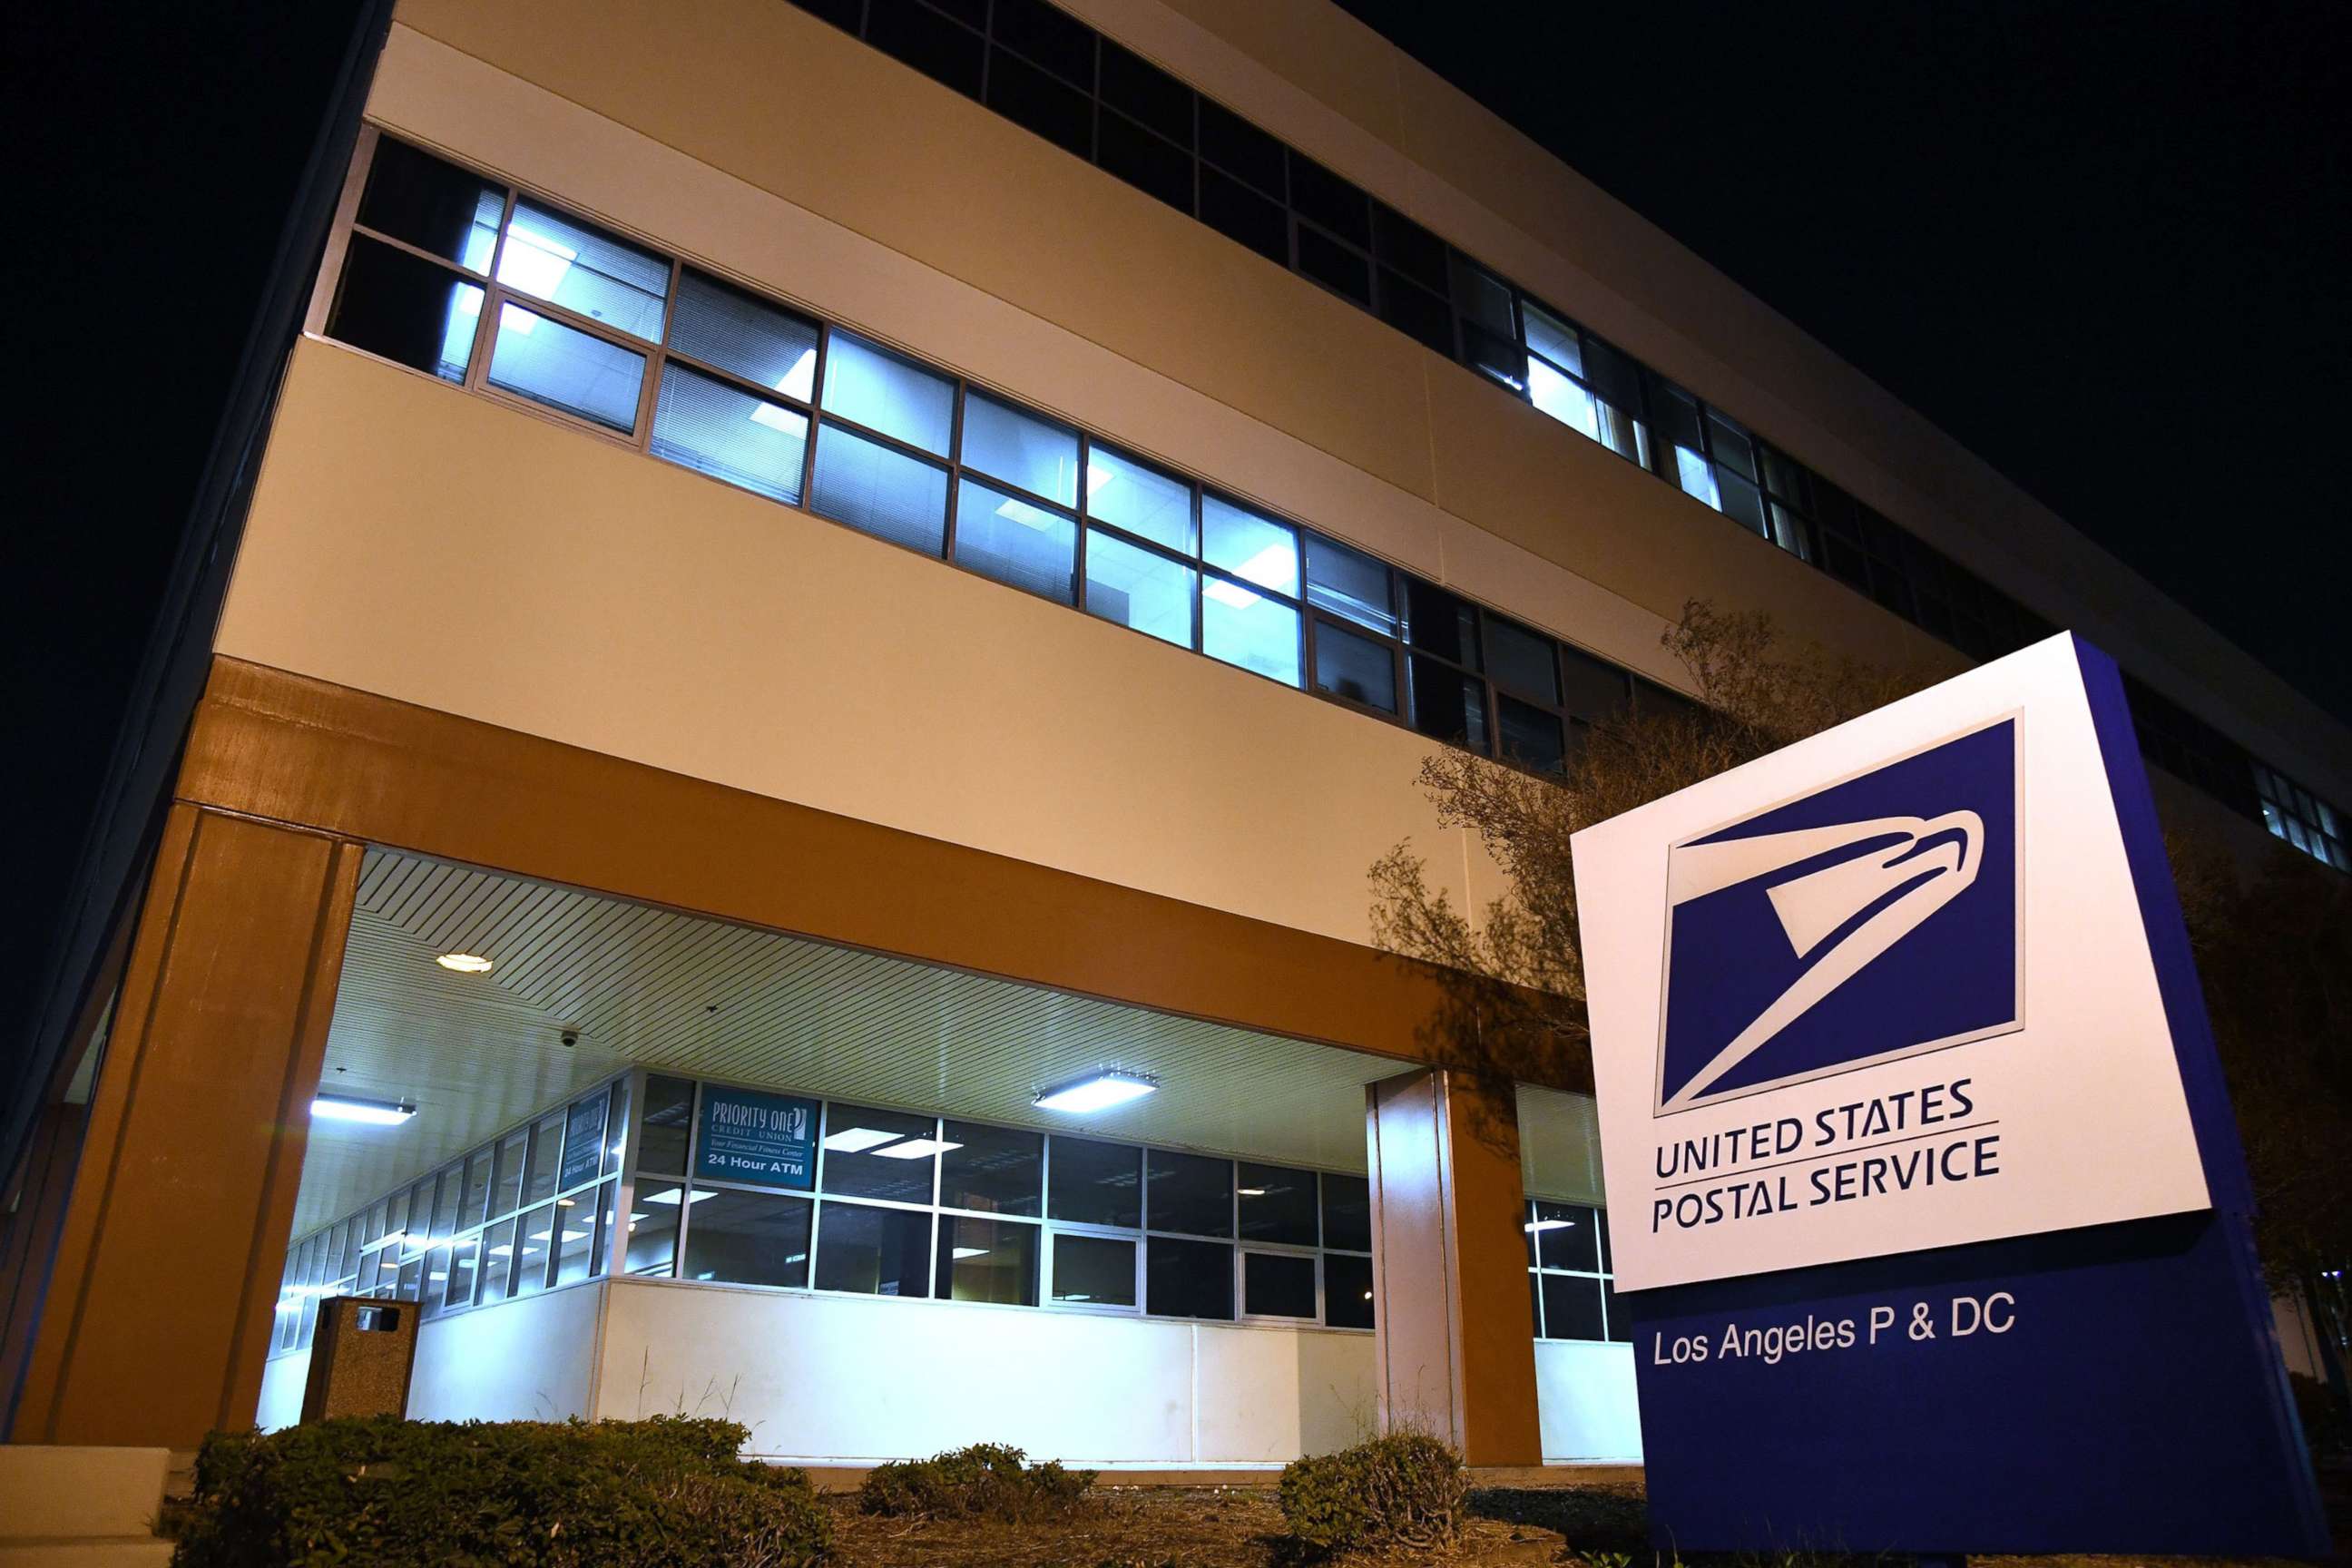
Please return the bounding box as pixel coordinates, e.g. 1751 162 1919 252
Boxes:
819 1103 940 1202
1527 1199 1626 1343
1146 1236 1233 1320
821 331 954 455
954 477 1076 602
522 1112 564 1205
810 423 950 554
814 1202 933 1297
681 1189 812 1288
626 1186 684 1278
1084 530 1194 648
1146 1149 1231 1238
1050 1233 1136 1308
1084 446 1193 552
651 366 808 505
961 392 1080 505
495 201 669 343
936 1215 1039 1304
354 137 502 270
1324 1253 1375 1329
639 1076 694 1174
2257 767 2348 869
942 1122 1042 1216
486 304 646 432
1049 1136 1142 1229
1237 1162 1317 1245
327 236 485 382
1243 1251 1317 1318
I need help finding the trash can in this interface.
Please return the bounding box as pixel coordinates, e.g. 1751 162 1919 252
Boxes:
299 1297 418 1423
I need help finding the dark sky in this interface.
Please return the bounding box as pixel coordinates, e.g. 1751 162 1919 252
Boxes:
1336 0 2351 730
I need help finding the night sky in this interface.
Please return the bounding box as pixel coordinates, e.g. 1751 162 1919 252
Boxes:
2 5 2346 1066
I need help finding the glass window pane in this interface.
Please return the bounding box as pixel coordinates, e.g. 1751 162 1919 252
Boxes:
1451 254 1514 338
936 1216 1039 1304
445 1236 479 1310
591 1179 617 1279
1203 581 1300 686
522 1112 564 1206
1321 1174 1371 1253
1706 412 1758 481
491 1129 527 1217
513 1204 554 1296
961 392 1079 505
497 201 669 342
1236 1163 1318 1245
1523 302 1582 376
479 1217 516 1301
1243 1251 1316 1318
1403 579 1479 669
1528 358 1601 446
1312 620 1396 713
486 304 646 432
819 1103 939 1203
652 364 807 505
1486 617 1560 704
815 1201 933 1298
1201 497 1298 594
431 1167 462 1237
1145 1236 1232 1320
681 1189 812 1287
1532 1200 1599 1271
327 235 483 382
820 331 954 455
1598 1210 1614 1273
1602 1279 1632 1343
1086 446 1194 553
810 424 949 555
625 1185 683 1278
1410 656 1489 752
954 479 1075 602
420 1248 453 1319
1146 1150 1231 1238
551 1193 596 1284
357 139 503 272
1050 1233 1136 1308
1084 529 1194 649
1673 445 1721 509
1325 1252 1374 1328
1304 534 1397 636
667 269 818 398
639 1076 694 1175
1049 1136 1142 1228
1499 696 1566 773
395 1258 422 1304
942 1122 1042 1217
1719 470 1769 536
460 1150 494 1230
1560 647 1630 721
1541 1272 1605 1340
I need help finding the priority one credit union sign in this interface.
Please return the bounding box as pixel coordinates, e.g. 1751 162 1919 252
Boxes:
1572 634 2324 1554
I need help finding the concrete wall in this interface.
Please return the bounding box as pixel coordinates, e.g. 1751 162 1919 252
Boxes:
407 1282 605 1425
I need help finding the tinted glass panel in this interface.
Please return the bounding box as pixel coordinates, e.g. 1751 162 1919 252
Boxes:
1486 617 1559 703
681 1190 811 1288
810 424 950 554
1049 1136 1142 1228
667 270 818 397
936 1215 1039 1304
961 392 1080 505
1524 301 1581 373
486 305 645 432
1403 578 1479 669
992 0 1093 84
1498 697 1566 773
432 1168 462 1236
552 1199 596 1285
491 1129 527 1216
1535 1200 1602 1271
867 0 985 96
1305 534 1397 634
1146 1150 1231 1237
1203 581 1299 685
652 364 807 505
1378 273 1454 354
478 1218 515 1301
1451 254 1514 337
1199 166 1285 263
1244 1251 1317 1318
1296 225 1371 306
638 1077 694 1174
1410 657 1488 752
421 1248 452 1318
1312 620 1396 713
1146 1236 1233 1319
624 1186 682 1278
1541 1271 1606 1340
1236 1163 1318 1245
821 332 954 455
498 202 668 342
1288 153 1370 247
1052 1233 1136 1307
1321 1174 1372 1253
1602 1279 1632 1343
819 1103 938 1202
941 1122 1042 1217
1560 646 1630 720
1197 97 1283 196
1099 39 1192 145
1326 1252 1374 1329
1085 529 1194 648
1096 109 1192 211
512 1204 553 1296
1371 202 1448 292
328 235 483 381
1086 446 1192 551
814 1201 932 1297
460 1151 494 1230
955 478 1076 602
357 139 503 270
988 45 1092 157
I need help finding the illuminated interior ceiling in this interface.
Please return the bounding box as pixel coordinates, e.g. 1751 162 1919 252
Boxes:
298 848 1434 1231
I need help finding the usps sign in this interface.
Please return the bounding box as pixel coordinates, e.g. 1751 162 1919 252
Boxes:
1572 634 2322 1554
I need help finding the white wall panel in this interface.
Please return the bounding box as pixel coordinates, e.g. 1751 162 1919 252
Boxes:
1534 1339 1642 1462
407 1282 604 1424
256 1352 309 1433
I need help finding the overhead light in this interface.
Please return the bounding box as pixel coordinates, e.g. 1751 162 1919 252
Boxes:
495 224 577 302
822 1127 903 1153
1238 1188 1267 1198
1034 1070 1158 1114
642 1189 716 1206
871 1137 961 1160
1524 1218 1574 1233
951 1247 989 1259
436 952 495 975
312 1094 417 1126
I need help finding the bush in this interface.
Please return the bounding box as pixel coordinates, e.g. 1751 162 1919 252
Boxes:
2292 1371 2347 1454
858 1442 1096 1523
1277 1432 1465 1553
171 1415 828 1567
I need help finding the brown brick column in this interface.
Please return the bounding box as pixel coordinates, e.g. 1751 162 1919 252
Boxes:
11 805 361 1446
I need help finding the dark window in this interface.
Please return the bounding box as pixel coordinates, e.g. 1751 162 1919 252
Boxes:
866 0 985 97
1287 153 1370 248
356 138 502 270
787 0 863 29
936 1215 1039 1303
1200 166 1286 263
989 0 1094 87
1048 1136 1142 1228
1498 697 1566 774
1098 39 1192 145
1377 273 1454 355
326 235 484 382
1533 1200 1600 1272
1096 109 1192 211
1243 1251 1317 1318
1462 320 1526 390
681 1190 812 1288
1403 578 1480 669
814 1201 933 1297
988 45 1093 159
460 1150 493 1230
1197 97 1284 197
1597 1210 1614 1273
1325 1252 1375 1328
1051 1233 1136 1307
1321 1174 1372 1253
1602 1279 1632 1343
1304 534 1397 635
1450 254 1514 338
1541 1272 1606 1340
1146 1236 1233 1319
1236 1162 1318 1245
1146 1150 1232 1237
1559 647 1630 720
942 1122 1042 1216
638 1077 694 1175
1313 619 1398 713
1410 657 1489 752
1295 224 1371 306
1372 202 1447 293
818 1103 938 1202
1485 616 1559 704
924 0 985 27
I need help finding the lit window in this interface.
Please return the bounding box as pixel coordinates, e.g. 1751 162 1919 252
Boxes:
486 305 647 433
1084 530 1194 649
954 477 1076 603
820 331 955 456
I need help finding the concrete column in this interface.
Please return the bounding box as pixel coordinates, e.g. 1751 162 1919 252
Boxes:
1367 1067 1540 1465
10 805 361 1446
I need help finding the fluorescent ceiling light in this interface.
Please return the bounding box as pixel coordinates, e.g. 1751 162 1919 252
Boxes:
1034 1070 1158 1114
435 952 494 974
823 1127 903 1153
1202 577 1260 610
992 495 1062 531
642 1189 717 1206
951 1247 989 1259
496 224 577 300
1524 1218 1574 1233
312 1094 417 1127
1238 1188 1267 1198
750 399 807 436
871 1137 962 1160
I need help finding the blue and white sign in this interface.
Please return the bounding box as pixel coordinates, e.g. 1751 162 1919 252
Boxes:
1572 634 2323 1554
694 1086 818 1191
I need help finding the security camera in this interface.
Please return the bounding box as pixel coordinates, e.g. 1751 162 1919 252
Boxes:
560 1029 580 1048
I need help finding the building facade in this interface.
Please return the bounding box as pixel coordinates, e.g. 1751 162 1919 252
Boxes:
4 0 2344 1467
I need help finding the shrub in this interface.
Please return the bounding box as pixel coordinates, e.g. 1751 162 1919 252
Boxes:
858 1442 1096 1523
2292 1371 2347 1454
171 1415 828 1567
1277 1432 1465 1553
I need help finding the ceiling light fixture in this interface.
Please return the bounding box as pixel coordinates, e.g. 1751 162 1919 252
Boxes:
642 1188 717 1206
871 1137 962 1160
436 952 495 975
1034 1069 1159 1114
1524 1218 1574 1233
311 1093 417 1127
822 1127 903 1153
